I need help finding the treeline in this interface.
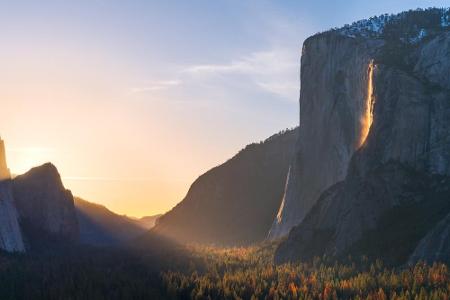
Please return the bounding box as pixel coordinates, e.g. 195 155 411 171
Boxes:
0 246 166 300
0 241 448 299
161 244 449 300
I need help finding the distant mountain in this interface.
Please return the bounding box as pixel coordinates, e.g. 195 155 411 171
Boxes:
152 128 298 246
273 8 450 265
133 214 162 230
74 197 149 246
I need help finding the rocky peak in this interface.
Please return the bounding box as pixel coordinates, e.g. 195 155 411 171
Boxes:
13 163 79 244
0 137 11 180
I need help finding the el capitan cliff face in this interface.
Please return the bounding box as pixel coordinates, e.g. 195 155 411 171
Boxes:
274 9 450 264
268 30 382 239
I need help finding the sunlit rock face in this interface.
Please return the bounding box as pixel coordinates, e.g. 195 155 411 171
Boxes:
268 34 382 239
13 163 79 244
275 9 450 264
0 138 11 180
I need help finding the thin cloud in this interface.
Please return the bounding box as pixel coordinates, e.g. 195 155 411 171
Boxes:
129 80 182 94
256 81 298 99
183 61 251 74
129 49 299 101
182 49 299 100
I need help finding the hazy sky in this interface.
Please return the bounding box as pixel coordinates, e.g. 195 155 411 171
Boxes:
1 0 448 217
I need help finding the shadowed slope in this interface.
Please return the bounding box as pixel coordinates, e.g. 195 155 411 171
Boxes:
153 128 297 246
75 197 148 246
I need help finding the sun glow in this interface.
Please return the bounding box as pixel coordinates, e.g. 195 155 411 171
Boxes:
7 147 56 176
358 61 375 148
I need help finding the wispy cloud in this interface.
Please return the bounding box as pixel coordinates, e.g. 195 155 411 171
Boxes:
129 49 299 101
129 80 182 94
182 49 299 100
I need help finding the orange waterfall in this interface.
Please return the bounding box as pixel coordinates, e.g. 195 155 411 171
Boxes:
358 61 375 148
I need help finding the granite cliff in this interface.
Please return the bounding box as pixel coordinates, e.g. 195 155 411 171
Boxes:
0 137 24 252
13 163 79 249
0 137 79 252
274 8 450 264
268 31 381 239
0 181 25 252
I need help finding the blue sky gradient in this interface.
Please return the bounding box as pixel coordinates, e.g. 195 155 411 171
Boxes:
0 0 448 215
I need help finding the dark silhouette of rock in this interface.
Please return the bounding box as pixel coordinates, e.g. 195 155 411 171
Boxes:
0 137 24 252
75 197 148 246
0 181 25 252
13 163 79 247
153 128 297 246
409 212 450 264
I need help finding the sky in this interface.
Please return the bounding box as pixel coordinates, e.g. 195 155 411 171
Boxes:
0 0 448 217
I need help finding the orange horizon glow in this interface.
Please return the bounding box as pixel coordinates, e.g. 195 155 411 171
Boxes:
4 143 200 218
358 61 375 148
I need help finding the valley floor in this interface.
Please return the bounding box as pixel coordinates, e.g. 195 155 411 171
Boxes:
0 241 448 300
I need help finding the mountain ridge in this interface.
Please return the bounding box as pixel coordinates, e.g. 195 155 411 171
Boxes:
153 128 298 246
74 197 152 246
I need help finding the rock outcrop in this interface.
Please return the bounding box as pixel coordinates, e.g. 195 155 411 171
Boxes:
13 163 79 245
0 181 25 252
409 212 450 264
75 197 147 246
274 8 450 264
153 128 297 246
0 137 25 252
0 138 11 180
275 162 450 264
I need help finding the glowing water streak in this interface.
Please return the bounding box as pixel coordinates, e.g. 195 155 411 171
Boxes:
358 61 375 147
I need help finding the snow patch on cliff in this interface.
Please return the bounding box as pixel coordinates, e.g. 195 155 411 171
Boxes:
339 14 393 38
336 8 449 41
